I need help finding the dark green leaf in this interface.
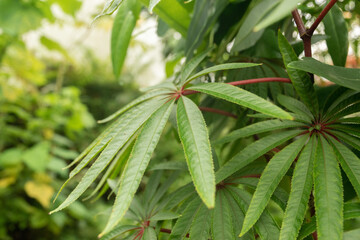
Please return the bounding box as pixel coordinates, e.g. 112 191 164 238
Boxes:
150 211 180 221
189 205 211 240
212 190 235 240
278 32 319 115
99 225 138 240
189 83 293 120
177 96 215 208
288 57 360 91
180 48 213 84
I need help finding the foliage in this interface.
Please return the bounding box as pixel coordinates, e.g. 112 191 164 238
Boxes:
43 0 360 239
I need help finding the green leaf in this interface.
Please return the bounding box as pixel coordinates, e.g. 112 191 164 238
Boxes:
189 205 212 240
288 57 360 91
143 227 157 240
140 0 191 36
177 96 216 208
99 225 138 240
255 0 305 31
51 98 165 214
170 198 202 240
100 100 174 236
214 119 303 146
22 141 50 172
148 0 161 13
95 0 125 19
111 0 141 77
323 3 348 67
180 48 213 84
313 136 343 240
40 36 71 61
185 63 261 83
150 211 180 221
280 136 317 240
212 190 235 240
149 161 187 171
330 130 360 152
189 83 293 120
278 32 319 115
216 130 302 183
329 138 360 197
159 183 195 211
277 95 314 121
232 0 281 52
240 135 308 237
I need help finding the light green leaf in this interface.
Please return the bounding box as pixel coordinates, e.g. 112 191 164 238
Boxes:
212 190 235 240
189 83 292 120
313 136 343 240
170 198 202 240
111 0 141 77
100 100 174 236
288 57 360 91
323 3 348 67
189 205 211 240
232 0 281 52
22 141 50 172
180 48 213 84
40 36 71 61
99 225 137 240
148 0 161 13
150 211 180 221
240 135 308 237
216 130 302 183
51 98 165 214
214 119 303 146
143 227 157 240
185 63 261 83
329 138 360 198
140 0 191 36
278 32 319 115
255 0 305 31
95 0 125 19
280 136 317 240
177 96 215 208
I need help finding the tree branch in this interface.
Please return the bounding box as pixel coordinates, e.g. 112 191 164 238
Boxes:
307 0 338 36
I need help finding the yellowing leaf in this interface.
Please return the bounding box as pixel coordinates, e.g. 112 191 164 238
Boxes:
25 181 54 208
0 177 16 188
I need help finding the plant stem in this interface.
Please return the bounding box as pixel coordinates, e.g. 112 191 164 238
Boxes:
199 107 238 119
307 0 338 36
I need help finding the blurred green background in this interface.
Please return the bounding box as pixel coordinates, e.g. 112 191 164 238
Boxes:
0 0 155 239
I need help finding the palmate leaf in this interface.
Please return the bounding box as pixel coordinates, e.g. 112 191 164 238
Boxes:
313 136 343 240
288 57 360 91
216 130 303 183
278 32 319 116
329 138 360 197
180 48 213 84
189 204 211 240
100 100 174 236
277 94 314 121
240 134 308 237
185 63 261 84
177 96 215 208
280 136 317 240
212 190 235 240
51 98 165 213
188 83 293 120
213 119 303 146
330 130 360 152
99 225 138 240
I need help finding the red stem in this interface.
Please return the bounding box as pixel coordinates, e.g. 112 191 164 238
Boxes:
307 0 338 36
291 10 306 36
182 77 291 96
199 107 237 119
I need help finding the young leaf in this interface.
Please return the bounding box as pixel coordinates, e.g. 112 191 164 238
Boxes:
280 136 317 240
214 119 303 145
189 204 212 240
323 3 348 67
188 83 293 120
212 190 235 240
185 63 261 83
100 100 174 236
170 198 202 240
111 0 141 78
255 0 305 31
278 32 319 115
313 136 343 240
288 57 360 91
51 98 165 211
177 96 215 208
329 138 360 197
240 135 308 237
216 130 303 183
